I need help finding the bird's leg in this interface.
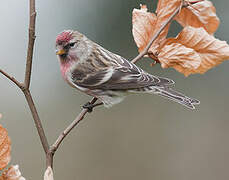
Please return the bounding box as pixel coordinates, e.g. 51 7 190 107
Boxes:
83 101 103 112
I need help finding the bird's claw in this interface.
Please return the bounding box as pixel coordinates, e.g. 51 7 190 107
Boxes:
83 101 104 112
83 102 94 112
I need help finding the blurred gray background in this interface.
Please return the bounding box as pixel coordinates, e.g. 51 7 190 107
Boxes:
0 0 229 179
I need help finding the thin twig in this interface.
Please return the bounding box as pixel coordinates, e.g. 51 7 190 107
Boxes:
23 89 49 154
23 0 50 164
50 98 98 154
0 2 49 162
24 0 36 89
0 0 50 163
0 0 50 171
0 69 24 89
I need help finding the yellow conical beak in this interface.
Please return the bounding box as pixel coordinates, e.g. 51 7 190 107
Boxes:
56 49 66 55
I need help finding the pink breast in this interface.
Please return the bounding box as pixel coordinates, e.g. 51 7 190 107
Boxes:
60 60 73 80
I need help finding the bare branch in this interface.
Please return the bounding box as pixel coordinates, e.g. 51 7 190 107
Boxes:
50 98 98 154
23 89 49 154
0 0 49 171
24 0 36 89
0 0 49 164
22 0 50 161
0 69 24 89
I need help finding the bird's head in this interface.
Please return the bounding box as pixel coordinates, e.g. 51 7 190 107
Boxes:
55 30 90 62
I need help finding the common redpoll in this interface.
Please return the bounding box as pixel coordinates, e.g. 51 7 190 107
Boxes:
56 30 200 110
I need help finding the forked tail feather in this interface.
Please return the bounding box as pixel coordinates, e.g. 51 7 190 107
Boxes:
142 86 200 109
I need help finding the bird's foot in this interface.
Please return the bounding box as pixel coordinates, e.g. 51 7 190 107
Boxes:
82 102 103 113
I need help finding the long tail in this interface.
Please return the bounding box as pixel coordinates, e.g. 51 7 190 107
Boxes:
141 86 200 109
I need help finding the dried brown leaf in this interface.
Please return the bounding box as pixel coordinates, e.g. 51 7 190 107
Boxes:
176 0 219 34
158 26 229 76
152 0 181 52
132 5 157 52
1 165 25 180
159 43 201 76
0 122 11 170
132 0 181 54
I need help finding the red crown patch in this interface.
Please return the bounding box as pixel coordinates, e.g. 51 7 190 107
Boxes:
56 31 73 45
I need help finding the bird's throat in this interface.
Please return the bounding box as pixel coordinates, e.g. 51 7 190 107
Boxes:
60 58 75 80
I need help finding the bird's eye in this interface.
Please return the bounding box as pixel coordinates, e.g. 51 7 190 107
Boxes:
69 42 76 48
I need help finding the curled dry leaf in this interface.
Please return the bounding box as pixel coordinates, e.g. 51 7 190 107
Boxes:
152 0 181 52
158 43 201 75
158 26 229 76
1 165 25 180
132 5 157 52
44 166 54 180
175 0 219 34
0 123 11 170
132 0 181 55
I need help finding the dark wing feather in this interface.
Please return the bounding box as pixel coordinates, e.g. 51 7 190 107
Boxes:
71 44 174 90
71 62 174 91
95 67 163 90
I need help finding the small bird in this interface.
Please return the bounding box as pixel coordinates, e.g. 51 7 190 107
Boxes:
56 30 199 110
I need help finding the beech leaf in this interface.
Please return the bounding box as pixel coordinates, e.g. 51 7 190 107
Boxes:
132 0 181 54
152 0 181 52
175 0 219 34
0 120 11 170
159 43 201 76
1 165 25 180
132 5 157 52
158 26 229 76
